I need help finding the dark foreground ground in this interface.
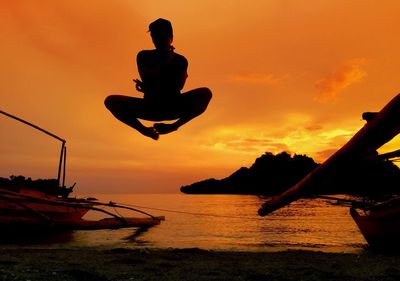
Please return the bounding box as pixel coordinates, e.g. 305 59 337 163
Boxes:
1 247 400 281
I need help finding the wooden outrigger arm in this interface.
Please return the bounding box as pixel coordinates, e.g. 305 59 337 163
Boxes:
366 149 400 161
258 94 400 216
0 110 67 191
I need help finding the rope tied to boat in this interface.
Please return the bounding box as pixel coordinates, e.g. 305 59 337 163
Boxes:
108 202 274 220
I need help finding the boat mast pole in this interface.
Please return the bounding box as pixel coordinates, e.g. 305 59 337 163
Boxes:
0 110 66 188
62 146 67 188
58 142 65 188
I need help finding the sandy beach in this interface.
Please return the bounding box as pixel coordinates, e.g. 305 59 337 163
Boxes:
1 247 399 281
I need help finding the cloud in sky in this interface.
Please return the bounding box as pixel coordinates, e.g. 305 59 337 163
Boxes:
203 119 361 164
315 58 367 102
315 149 337 162
211 137 289 154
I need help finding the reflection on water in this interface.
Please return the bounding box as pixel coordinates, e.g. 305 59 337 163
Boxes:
0 194 367 252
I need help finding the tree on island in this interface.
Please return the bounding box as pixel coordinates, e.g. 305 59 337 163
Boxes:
0 175 59 195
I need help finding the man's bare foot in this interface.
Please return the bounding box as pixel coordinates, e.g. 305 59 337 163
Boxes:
138 126 159 140
154 123 178 134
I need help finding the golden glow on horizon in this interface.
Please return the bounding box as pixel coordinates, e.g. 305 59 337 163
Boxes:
1 0 400 193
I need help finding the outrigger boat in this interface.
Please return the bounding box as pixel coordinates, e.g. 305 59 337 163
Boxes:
350 195 400 249
348 149 400 248
258 94 400 249
0 110 164 231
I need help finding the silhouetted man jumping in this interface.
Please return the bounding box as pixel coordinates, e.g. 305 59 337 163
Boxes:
105 18 212 140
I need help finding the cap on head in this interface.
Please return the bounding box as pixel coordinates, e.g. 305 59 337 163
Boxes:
149 18 173 38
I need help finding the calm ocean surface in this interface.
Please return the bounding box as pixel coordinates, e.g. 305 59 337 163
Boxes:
1 194 367 253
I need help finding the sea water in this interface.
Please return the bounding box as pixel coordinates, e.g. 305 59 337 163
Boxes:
0 194 367 253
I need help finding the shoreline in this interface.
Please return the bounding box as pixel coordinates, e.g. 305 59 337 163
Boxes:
1 247 399 280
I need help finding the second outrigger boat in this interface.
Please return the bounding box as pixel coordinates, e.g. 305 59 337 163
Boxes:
350 196 400 249
0 110 164 231
258 93 400 249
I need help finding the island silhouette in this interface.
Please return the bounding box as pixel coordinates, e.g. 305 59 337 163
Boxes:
181 151 400 196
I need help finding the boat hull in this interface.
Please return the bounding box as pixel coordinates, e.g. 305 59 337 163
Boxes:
350 204 400 249
0 193 89 223
0 189 164 231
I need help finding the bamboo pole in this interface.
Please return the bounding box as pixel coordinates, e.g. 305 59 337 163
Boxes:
259 94 400 216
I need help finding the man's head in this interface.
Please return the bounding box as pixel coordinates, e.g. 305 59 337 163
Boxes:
149 18 173 50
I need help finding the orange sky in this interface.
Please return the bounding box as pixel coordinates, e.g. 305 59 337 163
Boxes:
1 0 399 194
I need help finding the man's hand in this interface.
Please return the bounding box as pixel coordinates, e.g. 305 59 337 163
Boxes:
133 79 145 93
